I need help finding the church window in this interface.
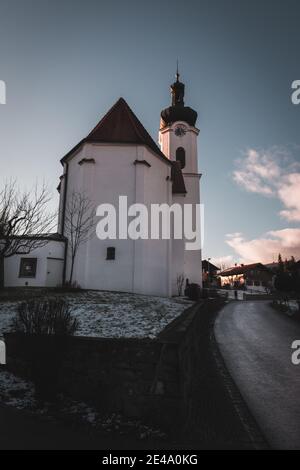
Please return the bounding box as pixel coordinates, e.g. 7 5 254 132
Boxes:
176 147 186 169
106 247 116 260
19 258 37 278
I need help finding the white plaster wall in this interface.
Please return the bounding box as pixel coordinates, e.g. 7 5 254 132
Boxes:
160 121 203 289
4 241 65 287
139 148 173 296
182 175 202 287
170 188 202 294
171 194 186 295
159 121 199 173
46 258 64 287
63 143 172 296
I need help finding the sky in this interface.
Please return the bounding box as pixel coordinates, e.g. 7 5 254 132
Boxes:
0 0 300 267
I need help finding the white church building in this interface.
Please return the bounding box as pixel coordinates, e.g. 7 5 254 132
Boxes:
5 73 202 297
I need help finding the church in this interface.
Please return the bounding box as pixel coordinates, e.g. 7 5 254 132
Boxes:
4 72 202 297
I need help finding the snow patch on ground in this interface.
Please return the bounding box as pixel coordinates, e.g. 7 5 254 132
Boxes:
0 370 36 410
288 300 299 312
0 370 167 440
0 291 192 338
68 291 192 338
0 302 18 337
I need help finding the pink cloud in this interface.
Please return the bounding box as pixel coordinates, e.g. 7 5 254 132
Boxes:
278 173 300 222
226 229 300 264
210 255 234 270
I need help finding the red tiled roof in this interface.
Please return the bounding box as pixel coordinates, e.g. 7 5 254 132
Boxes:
219 263 269 277
61 98 171 165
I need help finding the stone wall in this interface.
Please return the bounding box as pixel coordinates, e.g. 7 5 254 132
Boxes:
243 293 273 300
4 300 224 433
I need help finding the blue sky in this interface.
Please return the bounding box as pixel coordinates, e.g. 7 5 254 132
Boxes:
0 0 300 266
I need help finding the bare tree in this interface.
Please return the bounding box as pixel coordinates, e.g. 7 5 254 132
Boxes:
219 262 229 272
0 181 56 289
176 273 185 296
64 191 96 285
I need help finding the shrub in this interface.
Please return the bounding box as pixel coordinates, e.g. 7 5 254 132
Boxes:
11 298 79 400
185 283 201 301
12 297 79 336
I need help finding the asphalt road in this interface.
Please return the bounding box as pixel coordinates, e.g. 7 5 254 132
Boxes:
215 301 300 450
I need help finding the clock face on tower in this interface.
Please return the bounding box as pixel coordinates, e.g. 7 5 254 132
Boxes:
174 125 186 137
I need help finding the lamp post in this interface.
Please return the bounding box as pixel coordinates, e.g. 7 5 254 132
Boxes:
208 257 211 287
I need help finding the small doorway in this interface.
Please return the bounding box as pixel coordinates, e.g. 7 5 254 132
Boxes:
46 258 64 287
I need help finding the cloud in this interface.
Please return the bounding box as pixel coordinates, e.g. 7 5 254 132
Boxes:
226 232 243 239
210 255 234 269
233 147 300 221
227 147 300 264
278 173 300 222
226 229 300 264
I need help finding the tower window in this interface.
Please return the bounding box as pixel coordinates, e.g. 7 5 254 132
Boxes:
176 147 186 169
106 247 116 260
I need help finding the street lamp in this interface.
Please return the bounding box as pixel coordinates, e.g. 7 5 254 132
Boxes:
208 257 211 287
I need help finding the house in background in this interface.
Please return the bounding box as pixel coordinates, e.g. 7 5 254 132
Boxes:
202 259 220 287
218 263 272 292
264 262 279 272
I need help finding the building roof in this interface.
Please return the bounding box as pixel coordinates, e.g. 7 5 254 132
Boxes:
161 106 198 128
10 233 66 242
264 262 279 270
61 98 171 165
202 260 220 272
219 262 269 277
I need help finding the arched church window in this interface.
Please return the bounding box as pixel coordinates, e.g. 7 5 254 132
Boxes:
176 147 186 169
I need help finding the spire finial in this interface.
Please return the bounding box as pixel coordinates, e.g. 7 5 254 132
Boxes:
176 59 180 82
171 62 184 106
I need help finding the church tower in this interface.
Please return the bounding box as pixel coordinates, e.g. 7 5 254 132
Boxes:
159 69 202 291
159 68 199 174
